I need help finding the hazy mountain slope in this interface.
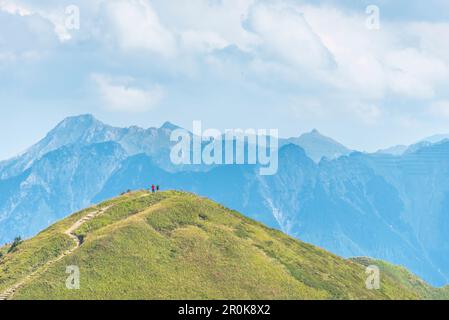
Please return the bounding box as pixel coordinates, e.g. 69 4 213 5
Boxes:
1 191 444 300
94 154 280 230
241 146 438 285
0 115 121 179
92 154 172 203
377 145 408 156
363 142 449 284
0 115 188 181
0 142 127 244
283 129 351 162
422 134 449 144
375 133 449 156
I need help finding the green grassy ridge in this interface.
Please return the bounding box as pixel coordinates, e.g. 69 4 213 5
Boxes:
0 191 149 292
74 191 169 238
1 190 447 299
351 257 449 299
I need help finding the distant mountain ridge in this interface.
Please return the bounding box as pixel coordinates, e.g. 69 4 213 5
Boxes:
282 129 351 162
0 115 187 180
2 114 449 286
0 116 351 184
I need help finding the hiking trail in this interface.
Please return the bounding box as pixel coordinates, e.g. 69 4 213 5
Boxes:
0 206 110 300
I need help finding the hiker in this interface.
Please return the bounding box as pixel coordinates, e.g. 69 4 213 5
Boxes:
151 185 155 193
156 185 160 192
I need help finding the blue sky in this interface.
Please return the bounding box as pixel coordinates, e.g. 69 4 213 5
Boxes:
1 0 449 159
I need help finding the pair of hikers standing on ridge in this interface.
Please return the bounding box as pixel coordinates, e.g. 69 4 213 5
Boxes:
151 185 160 193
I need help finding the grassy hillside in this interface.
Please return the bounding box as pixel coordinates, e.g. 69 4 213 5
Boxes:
352 257 449 299
0 190 447 300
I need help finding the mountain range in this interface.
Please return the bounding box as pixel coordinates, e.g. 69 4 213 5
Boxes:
2 114 449 286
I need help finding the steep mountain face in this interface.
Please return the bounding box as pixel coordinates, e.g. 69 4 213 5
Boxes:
0 115 121 179
2 191 447 300
377 145 408 156
2 114 449 286
422 134 449 144
256 149 437 283
0 142 127 243
283 129 351 162
0 115 189 181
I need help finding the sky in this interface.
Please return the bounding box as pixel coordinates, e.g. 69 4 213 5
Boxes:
1 0 449 159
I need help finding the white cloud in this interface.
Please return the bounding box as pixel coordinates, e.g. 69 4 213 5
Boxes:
290 5 449 101
0 1 31 16
2 0 449 152
385 48 449 99
91 73 165 112
429 101 449 119
151 0 257 51
349 103 383 125
0 6 58 63
409 22 449 61
0 0 75 41
246 3 335 72
104 0 176 57
180 30 228 54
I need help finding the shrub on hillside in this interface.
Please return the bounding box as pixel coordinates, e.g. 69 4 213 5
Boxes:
7 236 22 254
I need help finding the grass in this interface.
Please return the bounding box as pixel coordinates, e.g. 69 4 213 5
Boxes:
1 190 448 300
352 257 449 300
